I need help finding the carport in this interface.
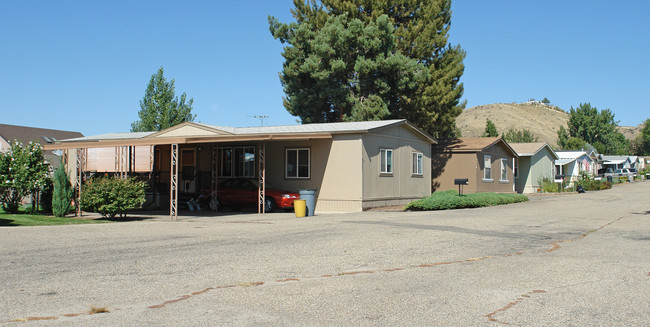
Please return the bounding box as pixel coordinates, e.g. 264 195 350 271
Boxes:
44 122 333 220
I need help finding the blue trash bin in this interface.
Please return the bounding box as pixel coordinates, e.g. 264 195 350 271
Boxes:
299 189 317 216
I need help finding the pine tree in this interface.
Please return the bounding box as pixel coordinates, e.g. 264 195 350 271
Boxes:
131 67 195 132
52 160 72 217
483 119 498 137
269 0 466 138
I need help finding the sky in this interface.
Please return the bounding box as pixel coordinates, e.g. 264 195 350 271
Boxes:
1 1 648 137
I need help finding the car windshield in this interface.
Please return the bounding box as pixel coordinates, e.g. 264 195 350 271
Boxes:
249 179 276 189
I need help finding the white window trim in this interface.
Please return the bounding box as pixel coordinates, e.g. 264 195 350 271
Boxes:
380 149 393 175
412 152 423 176
285 148 310 179
500 158 509 183
483 155 493 182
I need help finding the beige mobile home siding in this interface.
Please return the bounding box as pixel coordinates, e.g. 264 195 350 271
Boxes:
264 137 364 212
361 125 431 208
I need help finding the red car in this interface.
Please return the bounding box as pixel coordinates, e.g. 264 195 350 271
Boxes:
200 178 299 212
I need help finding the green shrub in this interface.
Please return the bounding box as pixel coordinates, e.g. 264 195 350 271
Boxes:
539 177 560 193
405 190 528 211
575 174 612 191
81 177 146 218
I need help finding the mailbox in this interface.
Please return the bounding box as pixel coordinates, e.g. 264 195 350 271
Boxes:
454 178 468 195
454 178 469 185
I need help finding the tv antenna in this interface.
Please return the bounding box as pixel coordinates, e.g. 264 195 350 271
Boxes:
253 115 269 126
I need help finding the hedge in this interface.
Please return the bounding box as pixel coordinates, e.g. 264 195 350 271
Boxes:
405 190 528 211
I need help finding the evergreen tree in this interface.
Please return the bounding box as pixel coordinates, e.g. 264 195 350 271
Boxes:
131 67 195 132
483 119 498 137
52 160 72 217
269 0 466 138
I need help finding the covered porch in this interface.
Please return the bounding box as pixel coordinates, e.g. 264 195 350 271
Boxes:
44 123 333 220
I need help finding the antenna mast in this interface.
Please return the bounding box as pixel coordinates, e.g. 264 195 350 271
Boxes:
253 115 269 126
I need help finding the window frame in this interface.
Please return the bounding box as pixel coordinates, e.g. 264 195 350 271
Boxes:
412 152 423 176
380 149 393 175
483 155 493 182
500 158 509 182
285 148 310 179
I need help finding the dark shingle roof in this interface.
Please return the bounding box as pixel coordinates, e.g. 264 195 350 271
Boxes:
0 123 83 148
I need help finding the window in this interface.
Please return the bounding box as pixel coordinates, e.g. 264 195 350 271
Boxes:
500 158 508 182
514 158 519 178
380 149 393 174
412 152 423 175
483 155 492 181
234 147 255 178
218 148 232 177
218 146 255 178
286 148 310 178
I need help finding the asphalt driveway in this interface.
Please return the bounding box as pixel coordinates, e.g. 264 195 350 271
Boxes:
1 182 648 326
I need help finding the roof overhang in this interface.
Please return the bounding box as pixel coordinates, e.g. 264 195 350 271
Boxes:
43 132 334 150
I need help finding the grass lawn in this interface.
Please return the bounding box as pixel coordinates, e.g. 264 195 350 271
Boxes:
405 190 528 211
0 208 110 227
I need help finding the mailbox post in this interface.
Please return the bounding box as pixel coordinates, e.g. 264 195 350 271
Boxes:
454 178 469 196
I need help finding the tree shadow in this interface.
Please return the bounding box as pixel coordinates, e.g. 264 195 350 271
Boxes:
95 215 157 222
431 139 457 192
0 218 18 226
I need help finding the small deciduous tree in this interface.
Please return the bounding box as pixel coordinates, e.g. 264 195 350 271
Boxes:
0 141 50 213
131 67 195 132
634 118 650 155
558 103 629 154
483 119 498 137
52 160 73 217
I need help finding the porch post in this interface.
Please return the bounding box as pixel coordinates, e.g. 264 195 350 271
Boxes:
170 144 179 221
75 148 86 217
258 142 266 214
211 144 218 213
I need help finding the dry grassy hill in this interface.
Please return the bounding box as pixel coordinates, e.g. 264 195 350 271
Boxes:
456 103 640 147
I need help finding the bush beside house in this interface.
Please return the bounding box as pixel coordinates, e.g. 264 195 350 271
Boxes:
81 177 146 218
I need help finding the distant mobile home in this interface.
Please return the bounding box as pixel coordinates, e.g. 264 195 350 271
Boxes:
510 142 558 193
431 137 517 193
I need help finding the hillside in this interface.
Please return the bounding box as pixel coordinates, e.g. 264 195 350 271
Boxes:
456 103 640 147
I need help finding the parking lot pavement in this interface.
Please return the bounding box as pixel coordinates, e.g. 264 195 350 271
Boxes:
1 182 649 326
